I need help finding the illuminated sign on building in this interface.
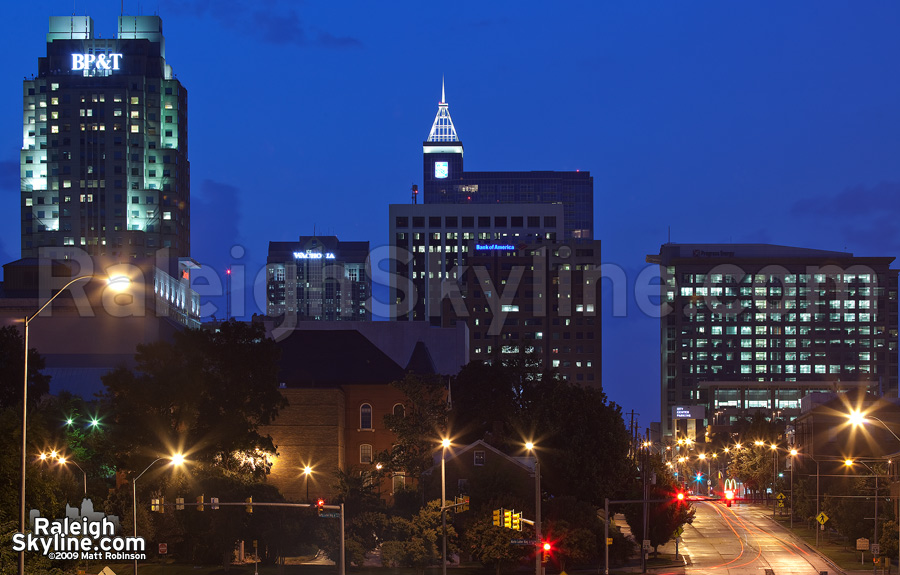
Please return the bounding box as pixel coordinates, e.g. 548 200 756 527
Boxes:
71 53 123 71
293 251 336 260
434 161 448 179
475 244 516 251
673 406 705 420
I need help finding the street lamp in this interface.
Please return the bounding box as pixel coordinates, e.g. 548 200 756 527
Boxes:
440 437 450 575
770 443 778 518
133 454 185 575
303 465 313 502
19 274 130 575
847 459 881 573
789 449 798 528
526 442 541 575
40 451 87 496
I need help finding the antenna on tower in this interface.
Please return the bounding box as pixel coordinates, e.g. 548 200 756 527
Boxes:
441 76 445 104
411 184 418 204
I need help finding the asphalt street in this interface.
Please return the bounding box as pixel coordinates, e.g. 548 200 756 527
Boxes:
675 502 835 575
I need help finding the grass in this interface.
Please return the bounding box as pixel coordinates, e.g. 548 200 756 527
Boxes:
772 515 893 572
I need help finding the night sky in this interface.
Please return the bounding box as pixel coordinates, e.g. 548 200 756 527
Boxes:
2 1 899 429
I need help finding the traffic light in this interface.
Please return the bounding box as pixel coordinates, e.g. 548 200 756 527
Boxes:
724 490 735 507
245 496 253 514
492 508 502 527
542 541 552 563
503 509 513 529
511 512 521 531
151 497 164 513
675 491 686 504
176 497 185 511
197 495 205 511
317 498 325 516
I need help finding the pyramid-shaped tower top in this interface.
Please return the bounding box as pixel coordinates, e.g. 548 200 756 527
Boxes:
426 78 459 142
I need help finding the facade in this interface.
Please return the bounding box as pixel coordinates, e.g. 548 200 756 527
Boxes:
444 241 602 385
421 85 593 241
0 255 201 397
648 243 900 438
22 15 189 260
266 236 370 322
388 203 564 322
259 324 467 502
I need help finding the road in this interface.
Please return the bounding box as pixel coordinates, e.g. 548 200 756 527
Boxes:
677 502 833 575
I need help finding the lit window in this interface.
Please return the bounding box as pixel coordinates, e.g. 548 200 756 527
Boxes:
130 125 139 133
130 96 139 105
474 451 485 466
360 444 373 464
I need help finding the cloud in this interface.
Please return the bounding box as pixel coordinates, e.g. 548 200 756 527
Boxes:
789 181 900 255
160 0 361 48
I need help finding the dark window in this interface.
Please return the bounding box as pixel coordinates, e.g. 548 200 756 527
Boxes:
462 216 474 228
511 216 524 228
494 217 507 228
429 216 441 227
528 216 540 227
445 216 458 228
360 404 373 429
478 216 490 227
395 216 408 228
544 216 556 228
413 216 425 227
474 451 485 466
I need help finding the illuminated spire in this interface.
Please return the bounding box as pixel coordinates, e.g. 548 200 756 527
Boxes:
426 78 459 142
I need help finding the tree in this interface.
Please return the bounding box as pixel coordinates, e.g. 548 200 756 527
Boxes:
622 458 695 555
462 517 529 575
376 373 448 481
101 320 286 478
379 500 456 575
0 325 51 409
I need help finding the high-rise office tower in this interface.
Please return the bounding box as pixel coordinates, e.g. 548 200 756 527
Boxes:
421 83 593 240
267 236 371 322
21 15 189 260
647 243 899 438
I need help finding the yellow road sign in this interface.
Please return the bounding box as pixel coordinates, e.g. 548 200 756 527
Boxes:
777 500 784 508
776 492 786 500
816 512 829 525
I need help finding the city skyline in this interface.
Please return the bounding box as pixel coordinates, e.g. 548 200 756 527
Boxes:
3 1 900 429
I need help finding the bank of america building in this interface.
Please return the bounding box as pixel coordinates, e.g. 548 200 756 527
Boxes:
21 15 188 260
648 243 899 438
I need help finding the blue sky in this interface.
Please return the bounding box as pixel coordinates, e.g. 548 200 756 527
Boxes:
2 1 900 428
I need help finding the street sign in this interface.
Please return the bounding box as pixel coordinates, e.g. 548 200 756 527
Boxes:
816 512 829 525
872 544 881 555
320 512 340 518
642 540 651 551
159 543 167 555
857 538 870 551
777 501 784 508
674 526 684 538
776 492 786 501
511 539 539 546
607 538 613 546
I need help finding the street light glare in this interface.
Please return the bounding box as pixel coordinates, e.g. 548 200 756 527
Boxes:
106 276 131 291
170 453 185 466
790 449 798 456
525 442 534 451
848 410 866 427
845 459 854 467
441 438 451 449
304 465 312 475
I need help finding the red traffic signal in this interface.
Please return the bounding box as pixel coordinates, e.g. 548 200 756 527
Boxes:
676 492 685 502
541 541 552 563
316 498 325 515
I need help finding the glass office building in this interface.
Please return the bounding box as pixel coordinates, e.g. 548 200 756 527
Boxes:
648 243 899 437
21 15 189 260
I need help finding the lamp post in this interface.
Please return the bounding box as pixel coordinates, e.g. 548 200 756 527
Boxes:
770 443 778 518
789 449 798 529
133 454 185 575
303 465 312 502
441 438 450 575
19 274 129 575
41 452 87 496
849 409 900 571
526 442 541 575
847 459 880 573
